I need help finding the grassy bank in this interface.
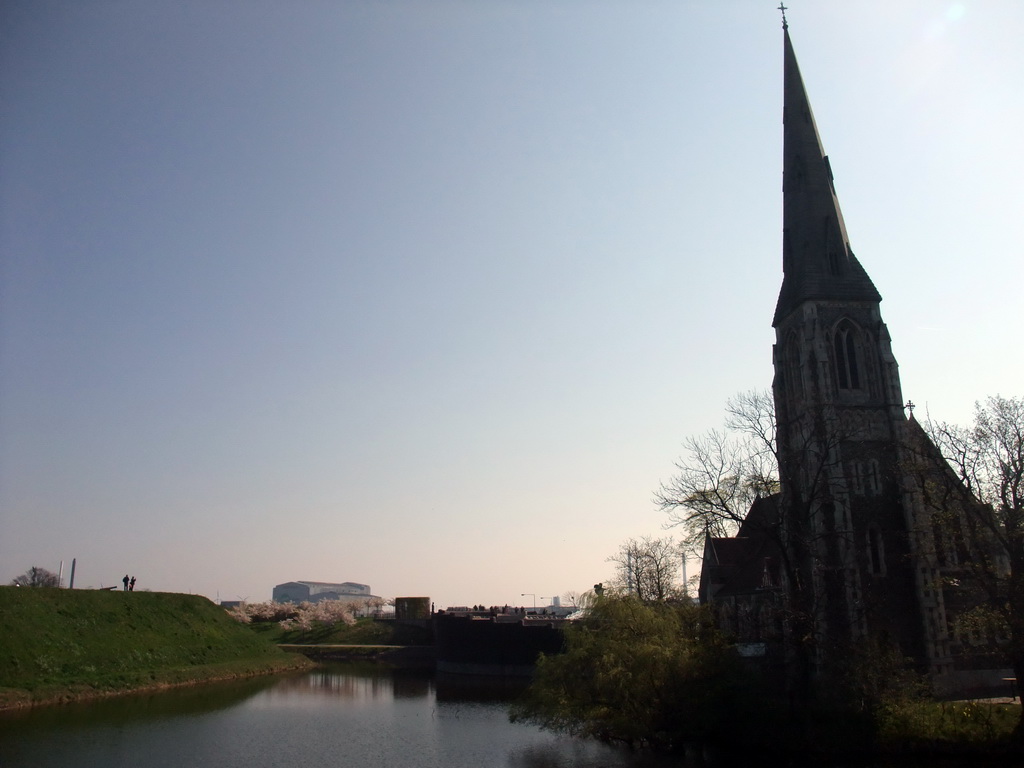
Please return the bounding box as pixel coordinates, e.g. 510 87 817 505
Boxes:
0 586 311 709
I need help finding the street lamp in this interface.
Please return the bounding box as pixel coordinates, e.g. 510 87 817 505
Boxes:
520 593 536 610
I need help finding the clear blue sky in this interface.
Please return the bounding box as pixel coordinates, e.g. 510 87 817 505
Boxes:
2 1 1021 607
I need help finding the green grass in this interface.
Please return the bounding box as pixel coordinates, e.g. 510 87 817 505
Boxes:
877 698 1020 753
0 587 310 708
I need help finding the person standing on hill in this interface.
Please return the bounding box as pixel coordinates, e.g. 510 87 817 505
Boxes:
122 574 129 591
129 576 136 591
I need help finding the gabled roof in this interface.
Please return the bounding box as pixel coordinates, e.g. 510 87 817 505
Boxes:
738 493 780 538
902 414 979 503
700 494 784 601
707 536 752 566
773 28 881 326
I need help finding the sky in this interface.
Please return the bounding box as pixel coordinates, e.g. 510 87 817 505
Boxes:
2 1 1022 609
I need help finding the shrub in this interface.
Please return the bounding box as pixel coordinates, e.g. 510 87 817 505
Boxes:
510 596 747 751
227 600 356 631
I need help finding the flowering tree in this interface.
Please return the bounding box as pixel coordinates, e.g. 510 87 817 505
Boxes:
227 599 357 630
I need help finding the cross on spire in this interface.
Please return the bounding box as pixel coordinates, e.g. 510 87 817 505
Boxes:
778 3 789 29
905 400 916 416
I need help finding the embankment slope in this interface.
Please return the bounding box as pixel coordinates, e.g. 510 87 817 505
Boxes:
0 587 310 709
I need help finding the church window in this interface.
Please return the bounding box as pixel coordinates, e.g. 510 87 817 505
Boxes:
851 459 881 495
833 321 861 390
867 526 886 576
851 461 864 494
865 459 882 495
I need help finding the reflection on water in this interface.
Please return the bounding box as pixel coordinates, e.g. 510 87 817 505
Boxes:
0 663 674 768
250 663 431 703
0 665 988 768
0 672 282 730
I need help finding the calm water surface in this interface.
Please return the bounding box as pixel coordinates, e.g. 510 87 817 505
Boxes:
0 664 679 768
0 664 983 768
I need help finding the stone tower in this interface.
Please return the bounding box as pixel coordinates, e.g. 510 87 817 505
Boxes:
770 26 949 673
699 24 1003 696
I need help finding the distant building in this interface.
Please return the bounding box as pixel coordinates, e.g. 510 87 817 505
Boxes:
394 596 431 620
272 580 375 604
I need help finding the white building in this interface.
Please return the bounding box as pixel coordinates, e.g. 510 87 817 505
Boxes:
272 580 375 604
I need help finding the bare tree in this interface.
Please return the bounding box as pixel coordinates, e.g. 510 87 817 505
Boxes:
656 389 862 708
925 395 1024 740
607 536 682 602
10 566 60 587
654 390 779 555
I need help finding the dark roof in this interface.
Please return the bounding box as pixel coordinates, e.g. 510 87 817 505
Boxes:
773 28 881 326
708 537 752 565
700 494 784 601
902 415 979 502
738 493 780 538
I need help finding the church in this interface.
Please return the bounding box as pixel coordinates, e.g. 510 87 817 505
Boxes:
698 23 1008 697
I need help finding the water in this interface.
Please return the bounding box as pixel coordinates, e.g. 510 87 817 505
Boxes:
0 664 676 768
0 665 988 767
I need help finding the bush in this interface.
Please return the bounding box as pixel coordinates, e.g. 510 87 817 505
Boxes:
227 600 357 630
876 699 1019 752
510 596 747 751
511 594 1022 756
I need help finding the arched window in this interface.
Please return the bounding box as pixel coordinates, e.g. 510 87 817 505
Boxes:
833 321 861 390
865 459 881 496
851 461 864 495
867 525 886 576
851 459 882 496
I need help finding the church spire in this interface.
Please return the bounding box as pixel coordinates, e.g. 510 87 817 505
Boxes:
773 28 881 327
